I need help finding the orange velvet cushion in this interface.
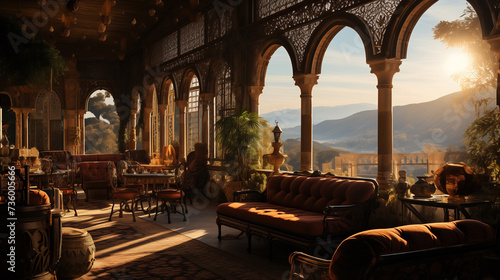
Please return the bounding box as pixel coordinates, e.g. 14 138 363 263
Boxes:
112 189 140 199
217 202 354 237
329 220 495 280
156 190 182 199
28 190 51 205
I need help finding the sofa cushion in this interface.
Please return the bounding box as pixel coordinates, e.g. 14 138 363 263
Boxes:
80 161 111 182
266 175 376 213
329 220 495 280
217 202 354 237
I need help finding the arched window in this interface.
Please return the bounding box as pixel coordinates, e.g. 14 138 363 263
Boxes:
167 83 176 145
187 76 200 153
30 91 63 150
85 90 119 154
213 63 235 159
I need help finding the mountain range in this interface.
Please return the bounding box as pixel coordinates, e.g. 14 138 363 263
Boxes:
261 103 377 129
264 90 495 154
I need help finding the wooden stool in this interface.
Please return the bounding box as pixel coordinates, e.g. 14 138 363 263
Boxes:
57 227 96 279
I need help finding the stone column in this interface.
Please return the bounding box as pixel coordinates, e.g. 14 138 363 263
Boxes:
64 109 77 153
293 74 319 172
129 108 137 150
142 108 152 154
369 58 401 190
10 108 22 149
77 110 86 154
200 93 214 145
248 86 264 114
21 108 34 148
158 104 167 150
176 100 188 162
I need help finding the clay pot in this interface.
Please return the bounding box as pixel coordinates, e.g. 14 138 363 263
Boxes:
434 163 479 196
410 176 436 198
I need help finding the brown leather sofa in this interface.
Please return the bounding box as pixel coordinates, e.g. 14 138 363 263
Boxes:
289 219 499 280
216 174 378 256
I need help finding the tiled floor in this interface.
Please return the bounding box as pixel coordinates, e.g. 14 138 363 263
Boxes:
62 188 295 279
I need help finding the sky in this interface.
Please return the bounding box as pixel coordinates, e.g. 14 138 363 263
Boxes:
260 0 471 114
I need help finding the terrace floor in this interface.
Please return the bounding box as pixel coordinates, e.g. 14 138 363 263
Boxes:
60 189 296 279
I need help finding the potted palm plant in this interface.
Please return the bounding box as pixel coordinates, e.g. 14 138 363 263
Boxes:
215 110 268 200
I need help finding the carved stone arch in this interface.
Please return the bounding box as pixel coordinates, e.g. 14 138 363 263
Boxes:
253 37 299 87
304 12 376 75
382 0 498 60
180 68 202 100
143 80 158 109
0 91 15 107
160 76 176 104
82 86 114 111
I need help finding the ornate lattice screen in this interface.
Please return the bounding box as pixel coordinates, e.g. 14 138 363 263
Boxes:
258 0 304 19
180 16 205 55
187 76 200 153
151 32 178 67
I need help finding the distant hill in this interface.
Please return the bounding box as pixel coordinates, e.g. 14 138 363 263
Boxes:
282 90 495 153
261 103 376 128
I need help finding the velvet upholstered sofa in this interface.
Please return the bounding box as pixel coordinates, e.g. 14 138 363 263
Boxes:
289 219 500 280
216 174 378 256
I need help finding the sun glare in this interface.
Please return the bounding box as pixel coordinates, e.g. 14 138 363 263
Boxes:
444 49 471 75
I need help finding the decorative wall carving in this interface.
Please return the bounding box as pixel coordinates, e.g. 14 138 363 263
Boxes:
262 0 371 35
180 15 205 55
196 59 211 90
151 32 179 67
349 0 403 50
258 0 305 19
285 21 321 70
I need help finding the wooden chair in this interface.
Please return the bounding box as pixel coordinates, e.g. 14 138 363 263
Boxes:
107 161 142 222
154 162 187 223
56 158 78 216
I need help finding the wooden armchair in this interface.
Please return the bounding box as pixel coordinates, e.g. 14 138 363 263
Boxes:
288 220 499 280
154 162 187 223
107 161 142 222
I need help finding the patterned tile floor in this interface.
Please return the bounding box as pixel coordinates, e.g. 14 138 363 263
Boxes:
60 195 293 280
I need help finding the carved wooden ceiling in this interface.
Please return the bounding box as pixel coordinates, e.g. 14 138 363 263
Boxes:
0 0 207 61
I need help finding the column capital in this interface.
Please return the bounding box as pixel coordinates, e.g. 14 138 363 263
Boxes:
200 92 215 102
293 74 319 95
368 58 402 86
176 100 188 110
10 107 22 114
143 108 153 117
158 104 168 114
20 108 35 116
248 86 264 99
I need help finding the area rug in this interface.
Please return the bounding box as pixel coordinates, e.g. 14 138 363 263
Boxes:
61 201 284 280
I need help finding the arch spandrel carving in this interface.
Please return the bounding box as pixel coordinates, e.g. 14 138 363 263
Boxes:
195 59 211 93
349 0 404 53
285 22 321 72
